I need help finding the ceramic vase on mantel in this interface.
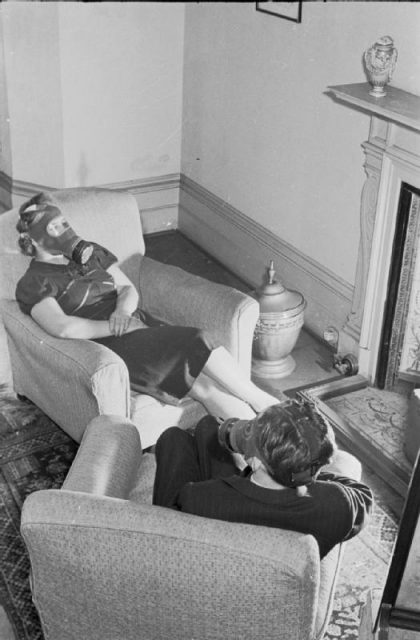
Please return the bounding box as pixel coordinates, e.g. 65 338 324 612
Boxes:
363 35 398 98
251 261 306 379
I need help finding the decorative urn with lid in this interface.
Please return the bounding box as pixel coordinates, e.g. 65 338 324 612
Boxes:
252 261 306 379
363 35 398 98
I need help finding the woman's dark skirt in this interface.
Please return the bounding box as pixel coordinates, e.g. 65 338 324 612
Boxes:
94 326 214 405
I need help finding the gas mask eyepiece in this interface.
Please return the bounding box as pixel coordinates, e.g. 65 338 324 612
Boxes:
25 203 93 264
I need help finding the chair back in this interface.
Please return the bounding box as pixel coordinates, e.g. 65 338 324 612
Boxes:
0 187 144 384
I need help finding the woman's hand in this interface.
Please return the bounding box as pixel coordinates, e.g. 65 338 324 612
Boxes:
106 265 141 336
108 310 132 336
108 312 147 336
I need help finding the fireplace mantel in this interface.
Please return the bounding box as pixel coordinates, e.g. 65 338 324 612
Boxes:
328 83 420 132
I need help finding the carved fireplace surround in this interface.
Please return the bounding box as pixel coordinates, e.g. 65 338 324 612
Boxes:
296 84 420 496
328 83 420 385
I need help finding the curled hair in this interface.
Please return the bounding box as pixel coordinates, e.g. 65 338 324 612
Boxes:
16 192 55 255
17 233 37 257
256 400 335 487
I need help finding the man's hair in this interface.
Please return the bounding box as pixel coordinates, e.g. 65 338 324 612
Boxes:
255 399 335 487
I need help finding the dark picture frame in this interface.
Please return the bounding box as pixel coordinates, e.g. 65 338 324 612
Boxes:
256 2 303 24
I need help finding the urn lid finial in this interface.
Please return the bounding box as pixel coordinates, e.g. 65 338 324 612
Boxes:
254 260 305 316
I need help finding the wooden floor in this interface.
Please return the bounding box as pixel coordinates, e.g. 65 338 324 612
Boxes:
145 230 251 292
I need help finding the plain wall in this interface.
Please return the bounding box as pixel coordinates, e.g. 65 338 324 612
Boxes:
0 15 12 181
58 2 185 186
0 2 185 188
181 2 420 285
1 3 65 186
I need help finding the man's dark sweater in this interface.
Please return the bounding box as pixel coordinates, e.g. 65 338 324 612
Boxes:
153 417 373 558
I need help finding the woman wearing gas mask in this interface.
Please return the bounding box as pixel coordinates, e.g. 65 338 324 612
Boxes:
15 192 280 423
153 400 373 558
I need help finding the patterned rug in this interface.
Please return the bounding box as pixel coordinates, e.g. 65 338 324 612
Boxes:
324 469 399 640
0 385 399 640
0 385 78 640
323 387 406 640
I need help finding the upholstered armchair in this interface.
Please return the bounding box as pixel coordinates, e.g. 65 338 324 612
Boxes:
0 187 259 447
21 415 350 640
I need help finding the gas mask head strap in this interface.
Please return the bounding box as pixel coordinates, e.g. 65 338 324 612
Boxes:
279 401 325 488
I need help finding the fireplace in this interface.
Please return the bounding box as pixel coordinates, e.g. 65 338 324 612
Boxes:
377 184 420 390
328 83 420 388
295 85 420 495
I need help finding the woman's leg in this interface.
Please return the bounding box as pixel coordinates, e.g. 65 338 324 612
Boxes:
198 346 283 413
188 372 256 420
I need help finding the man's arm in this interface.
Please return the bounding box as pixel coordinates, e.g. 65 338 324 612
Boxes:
318 472 374 540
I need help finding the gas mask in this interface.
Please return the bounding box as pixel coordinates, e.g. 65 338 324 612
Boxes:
26 204 93 264
218 417 260 461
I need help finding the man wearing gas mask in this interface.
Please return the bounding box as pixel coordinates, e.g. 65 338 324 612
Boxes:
153 399 373 558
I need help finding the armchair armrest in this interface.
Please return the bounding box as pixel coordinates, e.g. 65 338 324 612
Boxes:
138 256 259 374
2 300 131 442
62 415 141 496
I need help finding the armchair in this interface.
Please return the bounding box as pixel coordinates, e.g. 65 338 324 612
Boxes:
21 415 349 640
0 187 259 447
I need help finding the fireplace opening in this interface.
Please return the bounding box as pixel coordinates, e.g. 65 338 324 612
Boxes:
376 183 420 391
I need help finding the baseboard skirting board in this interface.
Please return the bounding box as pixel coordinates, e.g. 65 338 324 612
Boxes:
178 175 354 340
0 171 181 196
